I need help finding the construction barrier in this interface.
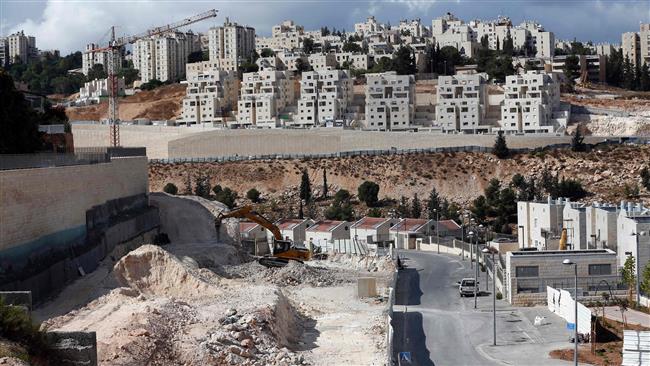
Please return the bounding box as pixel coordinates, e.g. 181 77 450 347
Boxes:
547 286 592 336
622 330 650 366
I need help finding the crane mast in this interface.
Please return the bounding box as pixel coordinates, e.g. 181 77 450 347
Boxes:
86 9 218 147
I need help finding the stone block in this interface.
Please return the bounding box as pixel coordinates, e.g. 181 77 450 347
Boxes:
357 277 377 298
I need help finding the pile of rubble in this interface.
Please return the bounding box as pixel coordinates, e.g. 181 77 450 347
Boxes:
220 260 352 287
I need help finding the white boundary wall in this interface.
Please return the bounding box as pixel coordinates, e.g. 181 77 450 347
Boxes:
547 286 591 335
622 330 650 366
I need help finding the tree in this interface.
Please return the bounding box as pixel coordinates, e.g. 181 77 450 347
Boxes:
556 178 588 200
358 181 380 207
118 65 139 86
411 193 422 218
397 196 410 217
325 189 354 221
299 170 312 203
342 42 362 53
187 50 205 63
86 63 107 81
321 26 330 36
295 58 311 73
640 63 650 91
367 207 382 218
214 187 238 209
571 128 587 152
492 132 510 159
322 167 328 198
194 173 211 198
0 71 42 154
334 189 351 204
641 262 650 297
302 38 315 54
563 54 581 83
471 195 489 222
621 255 637 303
502 32 514 56
426 187 441 219
246 188 261 203
163 183 178 195
640 166 650 191
183 174 193 195
260 48 275 58
391 46 416 75
140 79 164 90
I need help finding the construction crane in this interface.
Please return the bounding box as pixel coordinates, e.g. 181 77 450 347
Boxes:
85 9 218 147
217 206 313 267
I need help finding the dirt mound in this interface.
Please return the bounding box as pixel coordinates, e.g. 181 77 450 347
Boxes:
114 245 222 300
325 252 395 272
221 260 352 287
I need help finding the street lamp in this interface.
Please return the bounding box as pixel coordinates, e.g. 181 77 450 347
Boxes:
483 246 498 346
563 258 578 366
434 208 440 254
631 231 647 306
470 217 476 270
469 230 478 309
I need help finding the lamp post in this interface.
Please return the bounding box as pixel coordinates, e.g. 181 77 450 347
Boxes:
434 208 440 254
563 258 578 366
469 230 478 309
458 210 465 261
470 217 476 270
483 246 498 346
631 231 647 306
474 226 479 309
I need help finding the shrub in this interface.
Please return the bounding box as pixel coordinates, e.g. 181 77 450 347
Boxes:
214 187 238 209
0 299 47 357
358 181 380 207
246 188 261 203
496 292 503 300
163 183 178 195
492 132 510 159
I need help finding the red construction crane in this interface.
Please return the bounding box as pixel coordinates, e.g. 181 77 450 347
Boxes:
85 9 218 147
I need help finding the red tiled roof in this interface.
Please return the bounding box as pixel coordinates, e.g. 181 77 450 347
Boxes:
390 218 431 232
437 220 461 231
307 220 345 232
239 222 260 233
351 217 391 230
276 218 308 231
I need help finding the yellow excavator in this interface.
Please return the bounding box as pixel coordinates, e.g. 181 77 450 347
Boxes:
559 228 568 250
216 206 312 267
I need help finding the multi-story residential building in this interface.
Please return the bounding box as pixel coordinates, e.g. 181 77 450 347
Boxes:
564 202 588 250
593 43 619 57
179 68 239 125
236 70 296 128
208 17 255 65
550 54 607 83
355 16 388 36
520 21 555 58
82 43 122 76
498 71 562 134
364 71 415 131
6 30 36 64
398 18 430 38
276 51 309 71
435 73 489 133
433 23 478 58
296 69 353 127
616 203 650 270
622 24 650 67
256 20 304 52
334 52 373 70
307 53 336 71
585 204 618 251
132 31 200 82
517 197 567 250
77 77 126 105
0 38 8 67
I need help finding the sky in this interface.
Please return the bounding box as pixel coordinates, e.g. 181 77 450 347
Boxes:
1 0 649 54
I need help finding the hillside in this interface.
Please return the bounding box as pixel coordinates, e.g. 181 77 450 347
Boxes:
149 144 650 221
65 83 186 121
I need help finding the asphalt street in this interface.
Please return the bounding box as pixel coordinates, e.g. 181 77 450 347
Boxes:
391 250 576 366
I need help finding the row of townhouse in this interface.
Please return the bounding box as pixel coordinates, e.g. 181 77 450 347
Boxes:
517 197 650 271
238 217 461 251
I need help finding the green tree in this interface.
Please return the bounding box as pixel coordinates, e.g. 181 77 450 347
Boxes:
184 174 193 195
571 128 587 152
556 178 588 200
295 58 311 73
260 48 275 57
342 42 362 53
492 132 510 159
358 181 380 207
322 167 328 198
641 262 650 297
194 173 211 198
391 46 416 75
563 54 581 83
334 189 351 204
471 195 489 222
396 196 410 217
325 189 354 221
214 187 238 209
118 64 140 86
411 193 422 218
621 255 637 303
0 71 42 153
163 183 178 195
426 186 441 219
300 170 312 203
502 32 514 56
246 188 261 203
606 49 624 87
302 38 315 54
640 166 650 191
187 50 205 63
367 207 382 218
640 63 650 91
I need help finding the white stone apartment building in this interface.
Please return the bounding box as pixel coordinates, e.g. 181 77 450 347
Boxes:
355 16 388 36
236 70 296 128
77 77 126 105
622 24 649 67
585 204 618 251
520 21 555 59
6 30 36 65
364 71 415 131
431 13 478 58
296 70 353 127
398 18 430 38
564 202 588 250
616 203 650 270
0 38 8 67
307 53 336 71
256 20 304 52
179 68 239 125
435 73 489 133
334 52 372 70
132 31 200 82
82 43 109 76
276 51 309 71
498 71 562 134
517 197 566 250
208 17 255 65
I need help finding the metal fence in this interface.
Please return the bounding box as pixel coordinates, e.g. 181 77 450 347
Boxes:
0 148 147 171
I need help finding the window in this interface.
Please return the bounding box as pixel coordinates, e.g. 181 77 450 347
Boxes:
588 264 611 276
515 266 539 278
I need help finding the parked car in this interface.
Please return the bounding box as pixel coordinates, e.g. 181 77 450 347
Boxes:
459 278 476 297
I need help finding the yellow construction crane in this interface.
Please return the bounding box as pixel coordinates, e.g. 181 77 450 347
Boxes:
85 9 218 147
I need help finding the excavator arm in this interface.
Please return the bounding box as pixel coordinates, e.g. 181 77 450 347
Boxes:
218 206 283 241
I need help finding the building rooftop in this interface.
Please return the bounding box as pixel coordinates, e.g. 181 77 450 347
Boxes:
351 217 391 230
239 222 260 233
390 218 430 232
275 218 310 231
508 249 615 257
307 220 345 232
436 219 461 231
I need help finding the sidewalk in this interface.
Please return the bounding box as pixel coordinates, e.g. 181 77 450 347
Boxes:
591 306 650 327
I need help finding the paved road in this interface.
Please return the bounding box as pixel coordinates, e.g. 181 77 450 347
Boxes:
391 250 577 366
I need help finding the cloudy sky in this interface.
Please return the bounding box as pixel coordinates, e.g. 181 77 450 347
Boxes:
1 0 649 54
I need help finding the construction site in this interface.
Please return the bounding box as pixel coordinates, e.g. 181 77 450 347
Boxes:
2 191 393 365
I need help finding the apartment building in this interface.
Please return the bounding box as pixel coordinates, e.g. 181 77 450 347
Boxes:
622 24 650 67
179 68 239 125
398 18 430 38
334 52 373 70
593 43 619 57
296 70 353 127
256 20 304 52
435 73 489 133
355 16 388 36
307 53 336 71
276 51 309 71
498 71 562 134
550 54 607 83
82 43 123 76
6 30 36 64
208 17 255 65
236 70 296 128
433 23 478 58
616 203 650 270
77 77 126 105
0 38 7 67
133 31 200 82
364 71 415 131
585 204 618 251
517 197 567 250
520 21 555 59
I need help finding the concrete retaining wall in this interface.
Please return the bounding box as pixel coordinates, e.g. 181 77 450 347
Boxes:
571 105 630 117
